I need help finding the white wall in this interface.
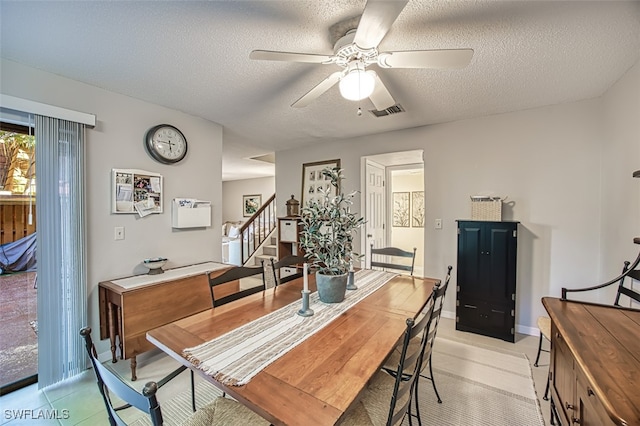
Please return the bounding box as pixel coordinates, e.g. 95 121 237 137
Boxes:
599 60 640 307
277 97 610 335
221 176 275 222
1 58 224 353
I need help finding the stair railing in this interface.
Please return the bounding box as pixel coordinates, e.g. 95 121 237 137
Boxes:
238 194 276 265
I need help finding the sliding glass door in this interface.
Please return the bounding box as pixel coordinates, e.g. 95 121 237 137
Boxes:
0 123 38 394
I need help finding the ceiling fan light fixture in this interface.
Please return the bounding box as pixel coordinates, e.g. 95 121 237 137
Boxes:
339 68 375 101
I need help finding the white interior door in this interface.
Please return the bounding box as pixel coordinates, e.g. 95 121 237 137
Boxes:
365 159 386 267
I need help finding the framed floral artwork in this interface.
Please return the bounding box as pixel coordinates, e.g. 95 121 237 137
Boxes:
412 191 425 227
243 194 261 217
392 192 410 227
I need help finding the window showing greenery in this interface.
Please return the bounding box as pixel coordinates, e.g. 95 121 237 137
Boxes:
0 127 36 195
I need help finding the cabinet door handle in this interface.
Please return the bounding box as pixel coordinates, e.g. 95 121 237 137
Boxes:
566 403 575 410
587 387 595 397
572 418 581 424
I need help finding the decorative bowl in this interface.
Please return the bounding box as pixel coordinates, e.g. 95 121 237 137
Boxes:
143 257 167 275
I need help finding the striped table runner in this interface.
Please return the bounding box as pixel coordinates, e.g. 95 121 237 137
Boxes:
183 269 397 386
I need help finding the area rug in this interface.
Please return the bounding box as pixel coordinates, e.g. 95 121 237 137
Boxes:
129 381 223 426
405 337 545 425
109 350 224 425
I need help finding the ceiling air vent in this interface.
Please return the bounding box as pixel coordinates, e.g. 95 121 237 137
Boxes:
369 104 405 118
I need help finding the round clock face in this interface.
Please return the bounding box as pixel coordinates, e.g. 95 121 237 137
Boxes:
144 124 188 164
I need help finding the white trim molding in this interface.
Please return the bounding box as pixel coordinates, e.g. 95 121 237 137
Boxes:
0 93 96 127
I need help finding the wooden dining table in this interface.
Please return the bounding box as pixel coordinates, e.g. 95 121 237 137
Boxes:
146 272 439 426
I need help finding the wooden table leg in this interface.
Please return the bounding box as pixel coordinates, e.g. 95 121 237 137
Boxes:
130 356 137 381
107 302 117 363
116 305 123 359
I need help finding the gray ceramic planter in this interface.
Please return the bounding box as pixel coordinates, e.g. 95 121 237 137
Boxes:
315 271 348 303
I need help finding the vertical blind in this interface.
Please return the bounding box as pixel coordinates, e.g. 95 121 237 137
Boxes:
35 115 87 388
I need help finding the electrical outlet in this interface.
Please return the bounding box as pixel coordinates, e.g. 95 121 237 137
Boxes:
435 219 442 229
114 226 125 240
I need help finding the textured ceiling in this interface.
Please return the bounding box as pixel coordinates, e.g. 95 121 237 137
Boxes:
1 1 639 180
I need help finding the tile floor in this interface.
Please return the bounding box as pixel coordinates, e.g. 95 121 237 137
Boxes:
0 272 38 387
0 317 552 425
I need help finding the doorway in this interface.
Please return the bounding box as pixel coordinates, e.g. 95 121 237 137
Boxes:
361 150 424 276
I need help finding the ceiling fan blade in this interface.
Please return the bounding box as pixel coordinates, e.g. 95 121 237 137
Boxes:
250 50 333 64
378 49 474 69
292 71 343 108
354 0 409 50
369 72 396 111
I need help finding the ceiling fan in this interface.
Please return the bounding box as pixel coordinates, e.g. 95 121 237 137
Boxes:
249 0 473 110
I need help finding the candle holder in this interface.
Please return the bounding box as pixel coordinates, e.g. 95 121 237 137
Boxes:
297 290 314 317
346 269 357 290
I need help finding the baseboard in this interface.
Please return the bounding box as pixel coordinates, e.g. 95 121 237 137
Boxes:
517 324 539 337
441 309 455 320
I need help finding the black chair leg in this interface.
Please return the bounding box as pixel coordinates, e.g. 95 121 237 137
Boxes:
543 370 550 401
428 355 442 404
412 374 422 426
190 370 196 412
550 398 559 425
534 333 543 367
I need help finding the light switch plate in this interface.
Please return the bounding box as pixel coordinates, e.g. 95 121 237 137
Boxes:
114 226 125 240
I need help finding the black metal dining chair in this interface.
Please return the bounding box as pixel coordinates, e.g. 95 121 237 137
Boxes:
80 327 269 425
340 286 437 426
369 244 417 276
208 265 266 307
263 254 306 288
379 266 451 426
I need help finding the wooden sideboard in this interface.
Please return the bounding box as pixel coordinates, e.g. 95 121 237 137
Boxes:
543 297 640 425
98 262 231 380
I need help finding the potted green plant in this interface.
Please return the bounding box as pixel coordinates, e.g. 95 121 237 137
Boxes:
299 167 365 303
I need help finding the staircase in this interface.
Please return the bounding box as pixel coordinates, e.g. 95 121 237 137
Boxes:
251 234 278 267
236 194 276 265
237 232 278 291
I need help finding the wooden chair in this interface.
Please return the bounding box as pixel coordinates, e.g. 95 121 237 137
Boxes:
340 287 437 426
370 244 417 276
80 327 269 426
208 265 265 307
264 254 306 288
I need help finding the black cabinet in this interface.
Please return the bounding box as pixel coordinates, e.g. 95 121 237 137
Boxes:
456 220 518 342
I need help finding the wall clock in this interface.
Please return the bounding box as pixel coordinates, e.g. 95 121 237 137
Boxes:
144 124 188 164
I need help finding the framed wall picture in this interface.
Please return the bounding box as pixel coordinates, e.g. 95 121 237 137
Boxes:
243 194 262 217
301 159 341 207
392 192 410 227
112 169 163 215
412 191 425 227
